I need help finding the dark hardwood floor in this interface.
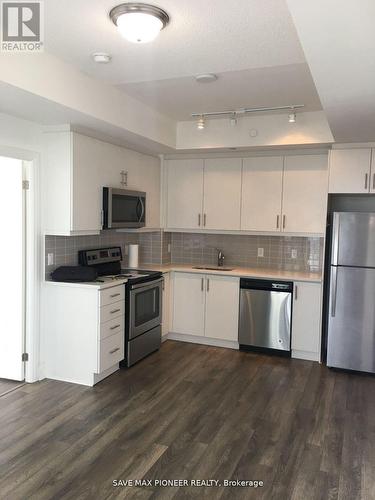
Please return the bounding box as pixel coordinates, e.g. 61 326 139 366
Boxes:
1 340 374 500
0 378 24 397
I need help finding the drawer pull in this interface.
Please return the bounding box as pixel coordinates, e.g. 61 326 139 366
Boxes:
110 324 121 331
109 347 120 354
110 293 121 298
110 308 121 314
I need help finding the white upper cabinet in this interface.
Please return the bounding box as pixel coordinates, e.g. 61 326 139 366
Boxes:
204 275 239 341
282 155 328 234
43 130 161 236
166 159 204 229
203 158 242 230
241 156 284 232
329 148 373 193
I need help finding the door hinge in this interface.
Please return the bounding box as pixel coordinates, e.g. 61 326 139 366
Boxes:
22 180 30 190
22 353 29 362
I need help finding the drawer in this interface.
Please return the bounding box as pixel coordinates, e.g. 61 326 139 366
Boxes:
100 285 125 307
100 316 125 341
100 301 125 324
98 332 124 373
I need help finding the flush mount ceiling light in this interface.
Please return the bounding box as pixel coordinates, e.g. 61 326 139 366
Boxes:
195 73 218 84
192 104 304 127
197 115 205 130
109 3 170 43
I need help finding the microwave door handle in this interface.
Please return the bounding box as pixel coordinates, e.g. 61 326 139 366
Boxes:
136 197 141 220
139 197 145 222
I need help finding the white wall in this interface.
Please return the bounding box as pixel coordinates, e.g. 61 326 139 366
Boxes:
0 112 43 154
176 111 333 150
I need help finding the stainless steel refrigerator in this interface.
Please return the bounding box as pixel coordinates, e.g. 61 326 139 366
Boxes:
327 212 375 373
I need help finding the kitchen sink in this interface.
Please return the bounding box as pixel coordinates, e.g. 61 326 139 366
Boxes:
192 266 234 271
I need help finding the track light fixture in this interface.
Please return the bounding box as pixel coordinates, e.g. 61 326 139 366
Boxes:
192 104 304 127
197 116 205 130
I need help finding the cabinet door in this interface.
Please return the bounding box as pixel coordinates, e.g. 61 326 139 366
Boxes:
370 150 375 193
292 281 322 359
205 275 240 341
167 159 204 229
329 148 372 194
282 155 328 234
203 158 242 230
162 273 170 338
172 273 205 336
241 156 283 231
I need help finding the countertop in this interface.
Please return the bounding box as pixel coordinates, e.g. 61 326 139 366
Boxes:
43 264 322 288
142 264 323 283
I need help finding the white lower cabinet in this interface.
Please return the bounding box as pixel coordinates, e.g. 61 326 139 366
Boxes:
162 273 170 338
171 272 240 344
42 282 126 386
292 281 322 361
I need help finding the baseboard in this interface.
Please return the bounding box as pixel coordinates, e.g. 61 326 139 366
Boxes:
168 332 239 350
292 350 320 362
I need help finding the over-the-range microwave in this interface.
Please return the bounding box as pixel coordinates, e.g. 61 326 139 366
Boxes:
102 187 146 229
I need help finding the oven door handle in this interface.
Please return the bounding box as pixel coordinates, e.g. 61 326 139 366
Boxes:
130 277 164 291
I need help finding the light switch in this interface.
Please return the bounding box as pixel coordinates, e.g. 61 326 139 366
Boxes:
291 249 298 259
257 248 264 258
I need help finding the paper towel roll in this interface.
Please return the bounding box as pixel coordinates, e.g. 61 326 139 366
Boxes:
128 244 139 268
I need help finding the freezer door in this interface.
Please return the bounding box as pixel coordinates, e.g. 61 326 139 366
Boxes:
239 289 291 351
332 212 375 267
327 266 375 372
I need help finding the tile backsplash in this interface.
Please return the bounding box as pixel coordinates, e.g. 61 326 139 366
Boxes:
45 230 323 279
169 233 323 273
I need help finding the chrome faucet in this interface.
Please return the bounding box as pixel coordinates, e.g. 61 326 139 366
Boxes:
217 249 225 267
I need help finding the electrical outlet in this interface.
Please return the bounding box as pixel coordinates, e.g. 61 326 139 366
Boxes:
167 243 171 253
257 247 264 258
47 253 54 266
291 249 298 259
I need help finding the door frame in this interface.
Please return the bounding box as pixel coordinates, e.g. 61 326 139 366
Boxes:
0 145 41 383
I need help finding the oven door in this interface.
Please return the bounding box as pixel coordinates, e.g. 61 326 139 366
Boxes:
104 188 146 229
129 278 163 339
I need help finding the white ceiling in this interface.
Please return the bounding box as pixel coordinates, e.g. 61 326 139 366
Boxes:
45 0 307 84
118 63 322 120
287 0 375 142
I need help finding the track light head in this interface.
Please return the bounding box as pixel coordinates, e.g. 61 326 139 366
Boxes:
197 116 205 130
288 113 296 123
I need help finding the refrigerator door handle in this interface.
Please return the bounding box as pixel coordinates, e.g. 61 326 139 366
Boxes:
331 267 338 317
331 213 340 265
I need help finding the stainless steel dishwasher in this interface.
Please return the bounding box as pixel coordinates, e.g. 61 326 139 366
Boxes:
239 278 293 356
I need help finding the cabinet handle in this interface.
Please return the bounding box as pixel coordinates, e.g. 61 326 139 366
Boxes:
207 279 210 292
110 308 121 314
109 347 120 354
110 293 121 298
295 285 298 301
201 278 204 291
203 214 207 227
276 215 280 229
198 214 201 226
365 173 369 190
283 215 286 230
110 324 121 331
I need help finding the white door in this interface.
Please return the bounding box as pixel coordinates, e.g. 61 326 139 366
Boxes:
329 148 372 193
172 273 205 336
203 158 242 230
0 157 25 380
166 159 204 229
292 282 322 359
204 275 240 341
282 155 328 234
241 156 283 232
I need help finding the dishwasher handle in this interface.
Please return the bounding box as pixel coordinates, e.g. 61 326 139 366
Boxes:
240 278 293 293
